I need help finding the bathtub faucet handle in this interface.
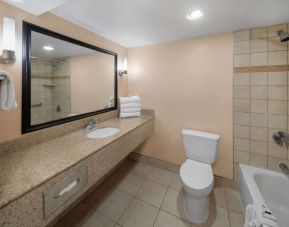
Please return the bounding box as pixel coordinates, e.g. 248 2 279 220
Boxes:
272 131 289 148
278 161 289 175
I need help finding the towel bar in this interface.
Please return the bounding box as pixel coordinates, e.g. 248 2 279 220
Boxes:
31 103 42 107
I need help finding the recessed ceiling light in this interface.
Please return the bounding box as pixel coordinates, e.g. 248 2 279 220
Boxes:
43 46 54 51
187 10 204 20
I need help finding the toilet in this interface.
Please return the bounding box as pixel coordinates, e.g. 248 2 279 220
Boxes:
180 129 220 223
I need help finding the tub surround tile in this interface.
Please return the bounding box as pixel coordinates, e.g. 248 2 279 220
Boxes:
268 143 288 159
234 85 250 99
268 24 288 37
250 72 267 85
234 99 250 112
234 151 250 164
250 27 268 39
250 38 268 53
234 125 250 139
269 51 288 65
250 153 268 168
268 72 287 86
234 41 250 54
234 30 250 41
234 112 250 125
234 24 289 178
250 140 268 155
233 73 250 85
250 100 267 113
234 54 250 67
251 52 268 66
250 127 268 141
268 37 288 51
250 86 267 99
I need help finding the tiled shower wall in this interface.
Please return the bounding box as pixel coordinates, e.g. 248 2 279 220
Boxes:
233 23 289 179
31 58 71 125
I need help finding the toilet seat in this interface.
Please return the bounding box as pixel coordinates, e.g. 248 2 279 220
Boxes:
180 159 214 194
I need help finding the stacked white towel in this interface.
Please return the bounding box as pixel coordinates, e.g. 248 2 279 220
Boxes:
119 96 141 118
244 204 278 227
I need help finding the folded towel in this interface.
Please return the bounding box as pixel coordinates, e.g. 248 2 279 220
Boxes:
120 111 141 118
244 204 278 227
119 96 141 104
244 204 257 227
0 70 17 110
120 107 141 113
120 103 141 109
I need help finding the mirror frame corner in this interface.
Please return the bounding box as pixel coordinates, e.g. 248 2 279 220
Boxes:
22 21 118 134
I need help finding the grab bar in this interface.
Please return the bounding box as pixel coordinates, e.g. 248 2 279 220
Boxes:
31 103 42 107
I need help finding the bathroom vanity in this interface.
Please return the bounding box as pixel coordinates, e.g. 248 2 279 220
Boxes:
0 110 154 226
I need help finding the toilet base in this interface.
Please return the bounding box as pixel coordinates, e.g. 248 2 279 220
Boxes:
183 193 209 224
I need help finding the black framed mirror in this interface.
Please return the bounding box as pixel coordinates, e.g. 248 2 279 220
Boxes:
22 22 118 133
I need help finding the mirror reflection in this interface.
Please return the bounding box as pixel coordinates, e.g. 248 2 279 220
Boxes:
30 31 116 125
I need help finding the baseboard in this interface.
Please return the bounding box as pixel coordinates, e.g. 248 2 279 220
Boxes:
129 152 238 190
129 152 180 173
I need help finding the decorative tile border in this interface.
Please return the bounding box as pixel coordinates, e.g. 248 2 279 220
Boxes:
234 65 289 73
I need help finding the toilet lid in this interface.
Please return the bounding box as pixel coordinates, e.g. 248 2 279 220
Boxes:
180 159 213 190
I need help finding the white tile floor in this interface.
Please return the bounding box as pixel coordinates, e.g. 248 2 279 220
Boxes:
55 159 244 227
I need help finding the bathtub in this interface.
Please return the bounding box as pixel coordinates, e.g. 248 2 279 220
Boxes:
238 164 289 227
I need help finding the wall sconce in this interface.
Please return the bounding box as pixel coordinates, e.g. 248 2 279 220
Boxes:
0 17 16 64
119 57 128 76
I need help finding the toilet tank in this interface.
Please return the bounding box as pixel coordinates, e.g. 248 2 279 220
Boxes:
182 129 220 164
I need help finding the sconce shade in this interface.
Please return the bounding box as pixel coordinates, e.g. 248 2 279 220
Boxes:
123 57 128 71
2 17 16 51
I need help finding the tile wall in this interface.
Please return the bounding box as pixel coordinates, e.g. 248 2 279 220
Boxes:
31 58 71 125
233 23 289 179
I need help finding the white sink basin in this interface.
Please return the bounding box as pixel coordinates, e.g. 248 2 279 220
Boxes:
86 127 120 139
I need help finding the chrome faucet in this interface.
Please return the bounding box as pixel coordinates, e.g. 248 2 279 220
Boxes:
278 162 289 175
85 119 97 132
272 131 289 148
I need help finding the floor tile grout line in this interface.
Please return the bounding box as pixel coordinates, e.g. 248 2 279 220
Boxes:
152 181 170 227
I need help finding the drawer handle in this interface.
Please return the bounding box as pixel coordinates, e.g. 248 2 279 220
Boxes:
54 178 80 199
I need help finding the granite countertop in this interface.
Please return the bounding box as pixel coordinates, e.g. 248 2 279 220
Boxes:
0 113 154 209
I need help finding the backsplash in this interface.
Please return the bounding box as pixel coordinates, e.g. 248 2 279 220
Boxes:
233 23 289 179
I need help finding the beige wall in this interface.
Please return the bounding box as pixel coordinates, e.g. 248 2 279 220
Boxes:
128 33 234 178
0 1 127 143
70 53 115 114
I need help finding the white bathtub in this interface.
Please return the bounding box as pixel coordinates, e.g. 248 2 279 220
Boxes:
238 164 289 227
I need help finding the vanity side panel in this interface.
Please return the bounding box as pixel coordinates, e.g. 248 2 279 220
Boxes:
0 119 154 227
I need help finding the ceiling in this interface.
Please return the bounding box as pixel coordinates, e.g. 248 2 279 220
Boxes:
5 0 289 47
3 0 70 16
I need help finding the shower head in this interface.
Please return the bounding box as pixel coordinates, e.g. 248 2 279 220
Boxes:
277 30 289 42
